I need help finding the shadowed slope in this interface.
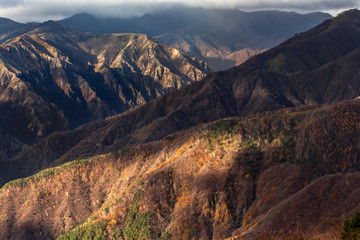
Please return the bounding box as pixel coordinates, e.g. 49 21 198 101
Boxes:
1 100 360 239
0 21 210 161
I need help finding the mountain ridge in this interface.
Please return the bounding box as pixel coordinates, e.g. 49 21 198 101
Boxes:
1 99 360 239
0 21 210 162
58 8 331 70
244 9 360 73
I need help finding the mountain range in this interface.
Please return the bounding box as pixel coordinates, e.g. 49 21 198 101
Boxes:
1 8 360 240
0 20 210 163
58 8 331 70
0 8 331 183
4 9 359 185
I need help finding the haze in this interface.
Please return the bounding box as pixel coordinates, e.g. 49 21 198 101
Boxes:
0 0 358 22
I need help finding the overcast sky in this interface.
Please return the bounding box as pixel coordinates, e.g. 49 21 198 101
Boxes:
0 0 359 23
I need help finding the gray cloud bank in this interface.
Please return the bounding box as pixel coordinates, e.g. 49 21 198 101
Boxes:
0 0 358 22
0 0 23 7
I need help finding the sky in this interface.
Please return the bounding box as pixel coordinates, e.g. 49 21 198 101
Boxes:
0 0 359 23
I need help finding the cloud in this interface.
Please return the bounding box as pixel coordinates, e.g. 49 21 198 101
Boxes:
0 0 358 22
233 0 360 12
0 0 23 7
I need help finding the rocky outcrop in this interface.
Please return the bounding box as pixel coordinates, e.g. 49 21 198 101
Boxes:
0 21 210 160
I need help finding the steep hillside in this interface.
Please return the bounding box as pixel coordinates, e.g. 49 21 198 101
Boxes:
58 9 331 70
0 21 210 160
0 17 35 43
245 9 360 72
3 9 360 186
1 99 360 239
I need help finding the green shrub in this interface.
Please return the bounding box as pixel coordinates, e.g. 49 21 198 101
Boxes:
123 192 154 240
208 120 237 139
57 220 107 240
1 178 28 189
165 135 176 141
342 211 360 240
159 230 170 240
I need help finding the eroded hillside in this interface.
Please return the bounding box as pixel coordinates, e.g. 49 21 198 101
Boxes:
0 21 210 161
1 100 360 240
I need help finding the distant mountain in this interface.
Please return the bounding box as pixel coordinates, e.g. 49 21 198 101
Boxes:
3 9 360 187
58 8 331 70
244 9 360 73
0 21 210 161
0 17 35 43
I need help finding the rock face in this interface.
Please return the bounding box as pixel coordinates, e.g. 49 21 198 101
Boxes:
1 100 360 240
58 8 331 70
0 21 210 160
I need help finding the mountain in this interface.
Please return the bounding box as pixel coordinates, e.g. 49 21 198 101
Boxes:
1 8 360 240
2 9 360 187
58 8 331 70
0 21 210 161
1 99 360 239
244 9 360 73
0 17 35 43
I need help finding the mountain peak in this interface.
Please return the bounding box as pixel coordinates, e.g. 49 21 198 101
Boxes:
243 8 360 73
0 24 210 159
337 8 360 17
69 12 98 20
31 20 72 34
0 17 19 25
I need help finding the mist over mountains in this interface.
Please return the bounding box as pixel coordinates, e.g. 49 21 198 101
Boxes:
58 8 331 70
